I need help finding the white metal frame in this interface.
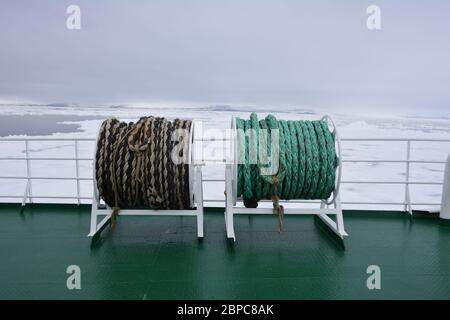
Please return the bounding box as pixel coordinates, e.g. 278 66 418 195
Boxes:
88 120 204 238
440 154 450 219
89 167 204 238
224 115 347 241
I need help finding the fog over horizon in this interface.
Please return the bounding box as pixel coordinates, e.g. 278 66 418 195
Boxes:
1 0 449 117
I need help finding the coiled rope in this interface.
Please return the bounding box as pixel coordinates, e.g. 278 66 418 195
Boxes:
95 116 192 228
236 113 338 231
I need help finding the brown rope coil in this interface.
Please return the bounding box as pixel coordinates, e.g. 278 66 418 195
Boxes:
95 116 193 229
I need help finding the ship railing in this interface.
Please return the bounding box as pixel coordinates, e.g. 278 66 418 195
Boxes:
0 136 448 212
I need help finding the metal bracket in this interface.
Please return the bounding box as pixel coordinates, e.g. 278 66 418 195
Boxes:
88 165 204 238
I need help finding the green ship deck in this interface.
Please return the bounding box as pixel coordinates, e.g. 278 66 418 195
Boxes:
1 203 450 300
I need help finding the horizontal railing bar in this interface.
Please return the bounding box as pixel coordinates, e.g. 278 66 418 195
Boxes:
341 138 450 142
259 199 321 204
0 176 93 180
342 159 446 164
0 195 439 207
193 137 450 143
0 157 444 164
0 195 25 198
407 203 440 206
0 195 92 199
0 137 96 141
1 137 449 142
202 199 440 206
194 138 231 142
341 201 405 205
341 180 442 185
201 159 227 162
408 203 441 206
202 180 443 186
0 157 93 161
197 159 447 164
0 176 443 185
240 199 440 205
203 200 321 204
200 159 447 164
341 201 440 206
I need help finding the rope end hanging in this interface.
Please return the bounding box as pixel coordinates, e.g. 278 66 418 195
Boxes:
271 194 284 233
110 206 120 230
271 177 284 233
277 204 284 234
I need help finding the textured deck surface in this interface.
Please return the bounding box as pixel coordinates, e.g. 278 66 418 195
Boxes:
0 203 450 300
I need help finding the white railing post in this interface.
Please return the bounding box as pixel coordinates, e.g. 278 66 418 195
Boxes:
196 121 204 165
21 181 29 206
440 154 450 220
75 140 80 205
25 140 32 204
196 166 204 238
404 140 412 214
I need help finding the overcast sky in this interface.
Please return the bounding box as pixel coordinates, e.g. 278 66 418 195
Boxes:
0 0 449 116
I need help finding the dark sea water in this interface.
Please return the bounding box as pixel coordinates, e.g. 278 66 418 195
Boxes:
0 114 102 136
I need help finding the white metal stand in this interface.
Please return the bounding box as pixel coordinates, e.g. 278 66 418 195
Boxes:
224 115 348 241
88 120 204 238
440 153 450 220
88 166 204 238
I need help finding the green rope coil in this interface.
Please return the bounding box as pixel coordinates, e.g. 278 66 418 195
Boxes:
236 113 338 203
258 119 271 198
287 121 298 199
